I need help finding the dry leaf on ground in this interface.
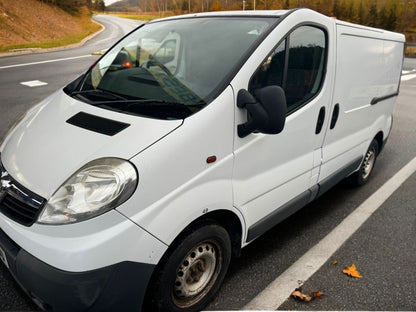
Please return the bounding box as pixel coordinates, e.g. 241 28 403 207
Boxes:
291 288 324 302
291 290 313 302
310 291 324 298
343 264 362 278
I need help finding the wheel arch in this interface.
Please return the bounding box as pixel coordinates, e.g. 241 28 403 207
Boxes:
374 131 384 155
142 209 242 311
167 210 243 259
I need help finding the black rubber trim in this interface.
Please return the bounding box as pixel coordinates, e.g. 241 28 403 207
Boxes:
246 189 312 243
370 92 399 105
0 229 20 272
66 112 130 136
317 157 363 198
245 157 363 243
0 229 155 312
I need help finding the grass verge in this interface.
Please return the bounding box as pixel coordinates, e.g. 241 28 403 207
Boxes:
0 14 101 53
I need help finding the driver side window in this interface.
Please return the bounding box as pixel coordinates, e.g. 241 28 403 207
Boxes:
154 40 177 64
249 25 327 114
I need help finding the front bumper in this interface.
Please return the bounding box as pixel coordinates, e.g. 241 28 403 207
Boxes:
0 228 155 311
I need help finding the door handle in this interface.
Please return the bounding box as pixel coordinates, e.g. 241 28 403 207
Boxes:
330 103 340 129
315 106 326 134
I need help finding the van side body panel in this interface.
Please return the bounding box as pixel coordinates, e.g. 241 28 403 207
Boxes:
319 23 404 182
231 9 336 238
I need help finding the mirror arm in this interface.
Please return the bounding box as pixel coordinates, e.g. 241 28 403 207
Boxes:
238 102 268 138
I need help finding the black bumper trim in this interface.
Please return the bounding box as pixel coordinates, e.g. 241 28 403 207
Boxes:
0 228 155 312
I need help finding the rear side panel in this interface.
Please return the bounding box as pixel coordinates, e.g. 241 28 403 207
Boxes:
319 23 404 182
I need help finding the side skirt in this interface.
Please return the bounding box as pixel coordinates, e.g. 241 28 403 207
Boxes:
246 157 363 243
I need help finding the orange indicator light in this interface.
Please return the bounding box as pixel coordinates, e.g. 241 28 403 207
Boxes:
206 156 217 164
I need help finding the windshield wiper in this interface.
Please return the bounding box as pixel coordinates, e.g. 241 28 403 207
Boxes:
90 99 206 119
70 89 128 101
88 99 206 108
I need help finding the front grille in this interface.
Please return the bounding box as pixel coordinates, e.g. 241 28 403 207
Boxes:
1 193 44 226
1 159 46 227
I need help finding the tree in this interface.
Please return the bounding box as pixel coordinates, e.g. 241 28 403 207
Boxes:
357 0 365 24
385 0 398 31
94 0 105 11
283 0 290 9
378 4 387 29
211 0 222 10
368 1 378 27
332 0 341 19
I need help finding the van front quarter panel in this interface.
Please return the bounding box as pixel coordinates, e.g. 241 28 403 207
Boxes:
117 86 241 245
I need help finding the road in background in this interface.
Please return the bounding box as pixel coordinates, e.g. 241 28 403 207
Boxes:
0 14 415 310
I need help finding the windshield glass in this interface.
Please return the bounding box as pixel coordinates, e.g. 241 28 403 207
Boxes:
72 16 277 120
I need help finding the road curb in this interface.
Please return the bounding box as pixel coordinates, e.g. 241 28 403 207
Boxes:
0 15 105 58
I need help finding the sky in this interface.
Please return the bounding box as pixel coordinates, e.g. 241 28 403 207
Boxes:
104 0 121 5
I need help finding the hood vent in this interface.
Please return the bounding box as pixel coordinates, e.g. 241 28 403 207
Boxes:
66 112 130 136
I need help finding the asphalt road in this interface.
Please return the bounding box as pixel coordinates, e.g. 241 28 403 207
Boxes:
0 15 415 311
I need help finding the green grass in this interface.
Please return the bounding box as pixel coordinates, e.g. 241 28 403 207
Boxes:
0 16 101 53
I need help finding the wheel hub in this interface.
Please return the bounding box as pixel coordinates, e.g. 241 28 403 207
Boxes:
173 242 219 304
362 147 376 179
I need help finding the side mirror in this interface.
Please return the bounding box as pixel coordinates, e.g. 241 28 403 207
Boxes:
237 86 286 138
110 49 132 70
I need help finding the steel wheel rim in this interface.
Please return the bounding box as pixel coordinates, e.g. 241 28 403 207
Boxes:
172 241 221 308
362 146 376 180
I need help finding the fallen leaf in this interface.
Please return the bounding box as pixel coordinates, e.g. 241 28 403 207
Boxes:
291 290 312 302
343 264 362 278
310 291 324 298
291 288 324 302
332 260 338 265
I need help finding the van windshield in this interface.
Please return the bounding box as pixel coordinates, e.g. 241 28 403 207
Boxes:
70 16 277 120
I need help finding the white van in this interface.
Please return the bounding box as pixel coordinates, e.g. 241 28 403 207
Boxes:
0 9 404 312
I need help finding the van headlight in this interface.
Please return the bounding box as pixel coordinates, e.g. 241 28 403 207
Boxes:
38 158 137 225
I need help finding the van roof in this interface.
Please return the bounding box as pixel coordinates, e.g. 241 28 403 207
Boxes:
149 9 405 42
150 10 291 22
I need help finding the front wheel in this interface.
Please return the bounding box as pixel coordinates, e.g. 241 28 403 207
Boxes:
146 223 231 312
349 139 379 186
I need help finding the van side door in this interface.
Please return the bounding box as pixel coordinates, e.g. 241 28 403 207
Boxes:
231 12 336 243
318 24 403 190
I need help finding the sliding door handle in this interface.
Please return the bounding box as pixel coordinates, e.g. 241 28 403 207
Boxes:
315 106 326 134
330 103 340 130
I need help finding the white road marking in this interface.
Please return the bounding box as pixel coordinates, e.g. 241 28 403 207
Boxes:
20 80 48 87
401 73 416 81
0 55 93 70
244 155 416 310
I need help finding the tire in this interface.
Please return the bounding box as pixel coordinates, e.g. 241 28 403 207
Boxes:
146 223 232 312
349 139 379 186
